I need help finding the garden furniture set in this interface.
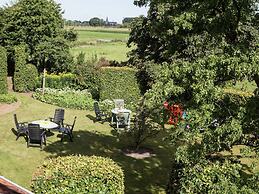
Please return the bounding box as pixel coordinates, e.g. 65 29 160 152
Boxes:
94 99 131 129
14 109 76 149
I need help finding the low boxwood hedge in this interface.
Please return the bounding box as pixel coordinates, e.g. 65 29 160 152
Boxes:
31 155 124 194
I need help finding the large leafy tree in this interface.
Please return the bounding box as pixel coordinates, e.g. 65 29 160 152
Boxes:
129 0 259 193
0 0 76 72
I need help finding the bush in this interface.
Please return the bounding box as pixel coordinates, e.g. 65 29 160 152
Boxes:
37 73 79 89
31 155 124 194
14 46 38 92
0 46 8 94
99 67 141 110
74 54 100 100
0 93 17 104
33 88 94 110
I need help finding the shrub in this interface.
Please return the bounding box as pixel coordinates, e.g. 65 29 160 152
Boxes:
0 93 17 104
74 55 100 100
0 46 8 94
33 88 94 110
37 73 79 89
14 46 38 92
99 67 141 110
31 155 124 194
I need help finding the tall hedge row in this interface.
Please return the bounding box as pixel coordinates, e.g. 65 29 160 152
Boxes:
0 46 8 94
99 67 141 107
14 46 38 92
32 155 124 194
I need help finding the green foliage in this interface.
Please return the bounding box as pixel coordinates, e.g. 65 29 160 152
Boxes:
74 54 100 99
38 73 78 90
33 88 94 110
129 0 259 192
168 160 259 194
31 155 124 194
100 67 141 109
89 17 105 26
1 0 76 73
0 46 7 94
14 46 38 92
0 93 17 104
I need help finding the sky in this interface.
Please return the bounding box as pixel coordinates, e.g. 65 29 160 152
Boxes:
0 0 148 24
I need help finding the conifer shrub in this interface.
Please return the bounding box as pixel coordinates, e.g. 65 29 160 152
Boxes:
0 46 8 94
14 45 38 92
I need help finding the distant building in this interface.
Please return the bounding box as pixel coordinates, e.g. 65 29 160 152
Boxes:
105 17 118 26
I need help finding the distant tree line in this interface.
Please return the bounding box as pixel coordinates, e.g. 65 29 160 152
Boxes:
65 17 138 27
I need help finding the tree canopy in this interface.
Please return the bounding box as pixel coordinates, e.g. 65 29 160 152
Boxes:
0 0 77 72
129 0 259 193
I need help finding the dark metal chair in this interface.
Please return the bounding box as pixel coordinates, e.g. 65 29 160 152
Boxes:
13 114 28 140
27 124 46 149
59 116 77 142
93 102 107 121
50 108 65 129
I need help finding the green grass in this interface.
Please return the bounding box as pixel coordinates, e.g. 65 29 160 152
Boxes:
71 27 131 62
0 93 173 193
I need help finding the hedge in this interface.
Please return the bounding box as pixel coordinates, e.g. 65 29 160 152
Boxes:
0 94 17 104
99 67 141 109
37 73 79 89
14 46 38 92
31 155 124 194
33 87 94 110
0 46 8 94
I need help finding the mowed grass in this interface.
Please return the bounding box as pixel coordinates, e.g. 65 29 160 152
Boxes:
0 93 173 194
71 27 132 62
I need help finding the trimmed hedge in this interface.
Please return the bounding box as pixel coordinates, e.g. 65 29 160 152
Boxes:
99 67 141 109
0 94 17 104
0 46 8 94
33 88 94 110
31 155 124 194
14 46 38 92
37 73 79 89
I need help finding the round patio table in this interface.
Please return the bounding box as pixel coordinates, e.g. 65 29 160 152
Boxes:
31 120 58 130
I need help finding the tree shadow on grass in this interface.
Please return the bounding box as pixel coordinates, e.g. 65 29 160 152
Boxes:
43 130 174 194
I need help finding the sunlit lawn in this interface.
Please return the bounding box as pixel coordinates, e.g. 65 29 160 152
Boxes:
71 27 131 62
0 93 174 194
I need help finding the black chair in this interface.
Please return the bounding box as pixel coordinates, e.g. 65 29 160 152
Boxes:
59 116 77 142
27 124 46 149
93 102 107 121
13 114 28 140
50 108 65 129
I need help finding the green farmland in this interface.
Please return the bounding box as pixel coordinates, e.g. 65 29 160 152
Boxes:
71 27 132 62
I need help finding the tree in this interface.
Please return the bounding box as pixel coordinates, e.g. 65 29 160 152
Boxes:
1 0 77 73
129 0 259 193
89 17 105 26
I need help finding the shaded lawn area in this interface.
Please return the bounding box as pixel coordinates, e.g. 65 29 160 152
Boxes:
0 93 174 194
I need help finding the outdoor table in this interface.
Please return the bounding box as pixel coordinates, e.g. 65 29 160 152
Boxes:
111 108 131 124
30 120 58 130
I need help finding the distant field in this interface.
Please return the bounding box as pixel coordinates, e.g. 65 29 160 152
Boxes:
70 27 132 62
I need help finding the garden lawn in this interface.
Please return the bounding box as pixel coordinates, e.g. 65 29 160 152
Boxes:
71 27 131 62
0 93 173 194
